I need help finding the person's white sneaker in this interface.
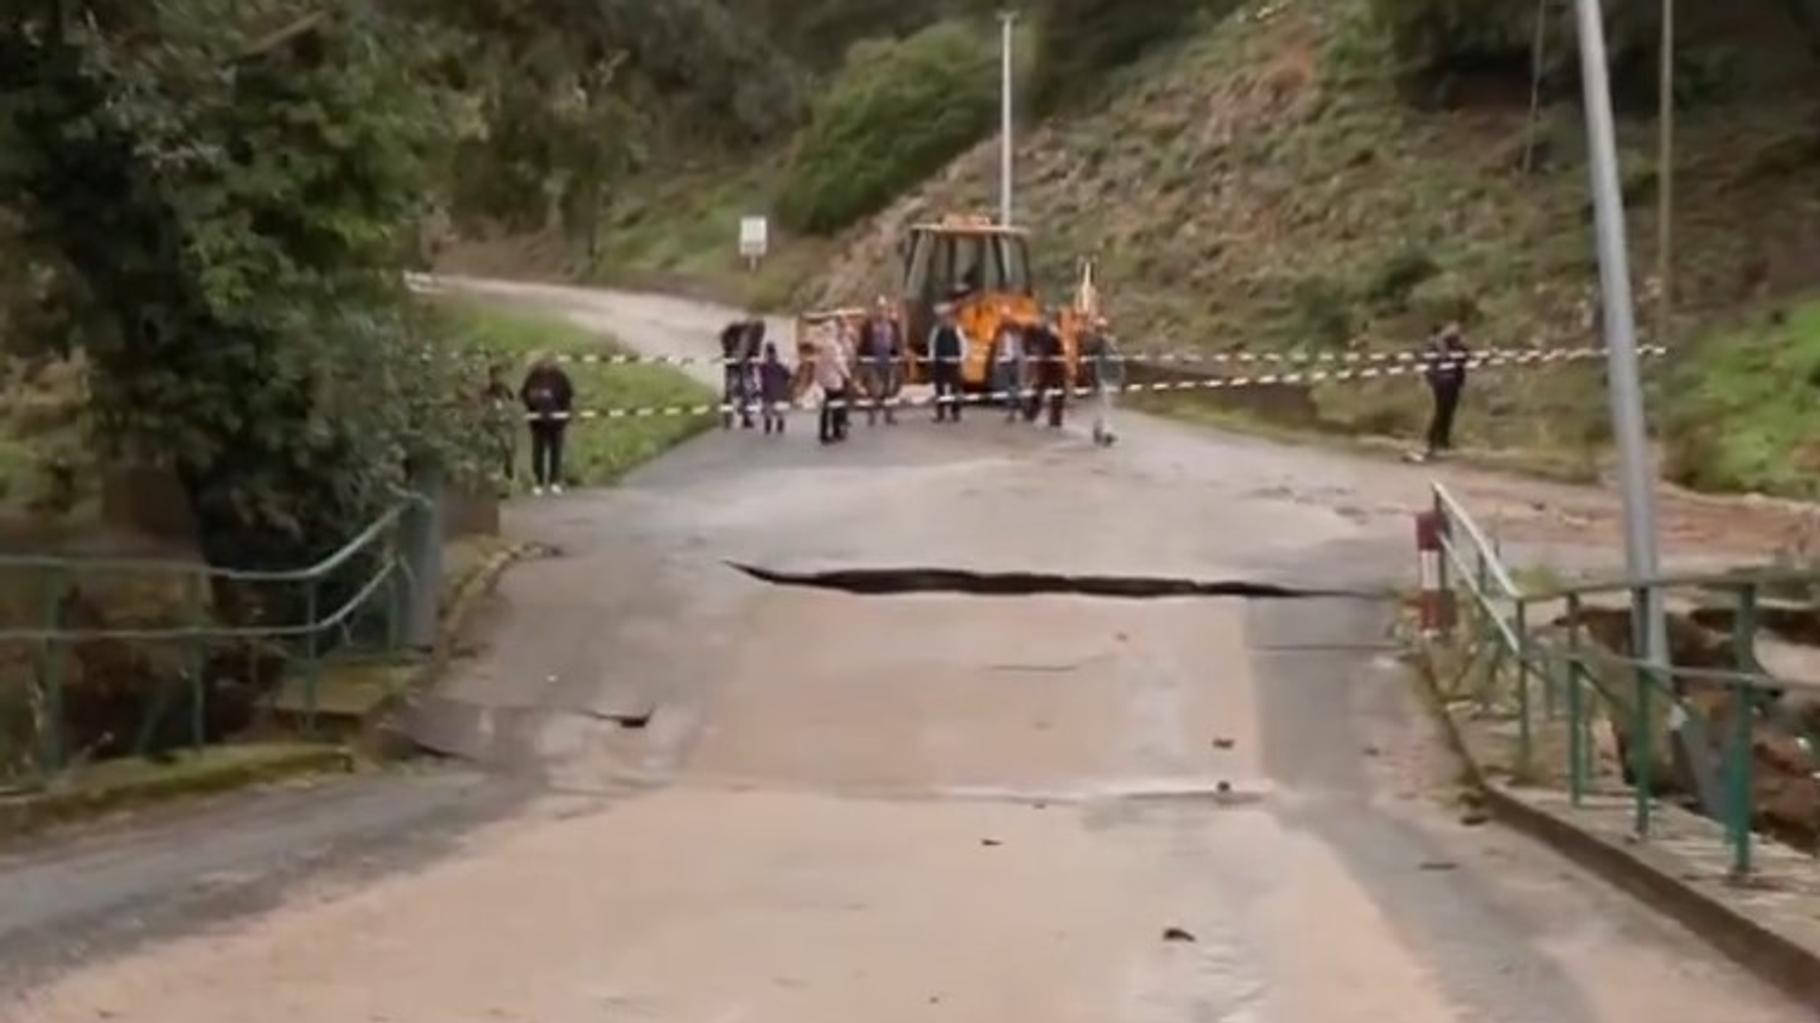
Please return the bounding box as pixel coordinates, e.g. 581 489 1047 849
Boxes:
532 485 545 497
551 484 565 496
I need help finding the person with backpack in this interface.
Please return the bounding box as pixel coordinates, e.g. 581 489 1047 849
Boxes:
519 353 575 496
929 304 971 424
720 318 760 430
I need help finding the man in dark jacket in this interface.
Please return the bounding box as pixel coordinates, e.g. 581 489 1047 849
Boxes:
720 319 760 430
1422 322 1469 460
520 354 575 496
929 304 970 423
1025 312 1068 428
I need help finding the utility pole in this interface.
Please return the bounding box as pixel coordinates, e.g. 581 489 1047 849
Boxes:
999 10 1017 227
1571 0 1716 816
1657 0 1675 353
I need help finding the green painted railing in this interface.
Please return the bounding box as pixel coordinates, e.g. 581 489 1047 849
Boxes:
1431 483 1820 878
0 498 427 786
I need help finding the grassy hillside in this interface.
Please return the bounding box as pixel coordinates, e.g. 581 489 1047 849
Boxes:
1667 300 1820 498
805 0 1820 484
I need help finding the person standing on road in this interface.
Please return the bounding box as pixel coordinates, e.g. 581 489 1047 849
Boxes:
1422 322 1470 461
720 318 760 430
858 299 903 427
814 330 854 445
520 352 575 496
759 342 793 437
1026 311 1068 429
929 304 970 423
992 320 1027 423
1084 317 1123 447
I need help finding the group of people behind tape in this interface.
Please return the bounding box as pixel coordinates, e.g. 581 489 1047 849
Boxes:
719 299 1124 447
485 312 1474 493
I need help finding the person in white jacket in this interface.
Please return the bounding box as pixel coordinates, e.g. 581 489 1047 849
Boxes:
991 321 1027 423
814 329 855 445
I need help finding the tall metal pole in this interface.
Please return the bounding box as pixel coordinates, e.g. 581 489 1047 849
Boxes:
999 10 1017 227
1572 0 1715 814
1656 0 1675 352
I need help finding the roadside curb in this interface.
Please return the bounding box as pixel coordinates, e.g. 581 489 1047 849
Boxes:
1409 640 1820 1008
360 540 539 758
0 745 354 838
1478 783 1820 1007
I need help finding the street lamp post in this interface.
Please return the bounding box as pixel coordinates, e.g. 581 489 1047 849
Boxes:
999 10 1017 227
1571 0 1716 815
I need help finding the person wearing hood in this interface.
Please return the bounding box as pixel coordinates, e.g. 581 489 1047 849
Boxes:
520 352 575 496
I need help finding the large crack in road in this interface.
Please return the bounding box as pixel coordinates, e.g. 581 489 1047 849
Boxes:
730 562 1387 601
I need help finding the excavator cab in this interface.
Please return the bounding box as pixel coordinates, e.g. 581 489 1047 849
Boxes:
898 216 1043 388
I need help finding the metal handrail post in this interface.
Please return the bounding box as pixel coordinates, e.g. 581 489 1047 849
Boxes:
303 579 321 735
1728 680 1755 879
1516 599 1533 777
1633 585 1654 837
36 568 68 773
186 571 206 751
1566 594 1587 805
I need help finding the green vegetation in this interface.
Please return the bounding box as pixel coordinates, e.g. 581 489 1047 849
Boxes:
438 303 715 488
595 157 835 311
1666 301 1820 498
1033 0 1222 110
1371 0 1820 93
778 21 1000 234
419 0 804 256
2 0 475 567
806 0 1820 482
726 0 992 69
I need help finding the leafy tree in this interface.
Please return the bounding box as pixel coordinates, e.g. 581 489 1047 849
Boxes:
1369 0 1820 93
416 0 804 240
778 19 998 234
1 0 474 565
726 0 995 68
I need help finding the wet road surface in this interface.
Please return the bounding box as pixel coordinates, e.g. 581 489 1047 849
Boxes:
1 283 1811 1021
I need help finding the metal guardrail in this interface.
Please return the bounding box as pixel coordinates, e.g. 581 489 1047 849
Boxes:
0 497 432 785
1429 483 1820 878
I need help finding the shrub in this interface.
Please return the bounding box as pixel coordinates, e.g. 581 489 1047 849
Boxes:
1366 245 1441 312
777 20 997 234
1032 0 1221 111
1289 275 1356 350
1665 301 1820 498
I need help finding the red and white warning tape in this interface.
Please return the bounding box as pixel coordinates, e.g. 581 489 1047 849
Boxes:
522 346 1657 423
490 344 1668 371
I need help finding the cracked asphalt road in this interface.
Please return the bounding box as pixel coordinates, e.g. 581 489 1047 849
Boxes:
1 281 1811 1022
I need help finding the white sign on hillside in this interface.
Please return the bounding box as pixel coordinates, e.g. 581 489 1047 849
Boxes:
739 216 769 265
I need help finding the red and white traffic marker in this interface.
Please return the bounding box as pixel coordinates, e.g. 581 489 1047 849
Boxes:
1415 511 1455 636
